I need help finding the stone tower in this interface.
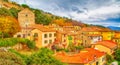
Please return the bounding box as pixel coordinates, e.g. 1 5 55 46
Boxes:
18 8 35 28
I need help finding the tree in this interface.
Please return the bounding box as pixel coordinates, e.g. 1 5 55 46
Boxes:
3 0 9 2
27 48 67 65
0 8 12 16
21 4 30 8
34 9 52 25
9 8 19 18
53 19 65 26
0 38 36 49
106 54 114 63
0 50 26 65
9 49 29 64
0 16 21 38
115 49 120 61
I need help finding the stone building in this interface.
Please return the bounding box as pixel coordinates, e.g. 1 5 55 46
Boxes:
18 8 35 28
14 8 35 38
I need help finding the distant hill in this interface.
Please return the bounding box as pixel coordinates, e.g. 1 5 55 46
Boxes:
0 0 113 31
108 26 120 31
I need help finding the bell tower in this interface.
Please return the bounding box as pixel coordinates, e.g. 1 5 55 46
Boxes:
18 8 35 28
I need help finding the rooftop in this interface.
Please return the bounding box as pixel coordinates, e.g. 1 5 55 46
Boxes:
95 40 117 49
81 26 111 32
87 34 102 37
55 48 105 64
29 24 56 32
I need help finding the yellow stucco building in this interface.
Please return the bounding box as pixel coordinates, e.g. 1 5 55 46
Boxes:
30 25 56 48
101 31 114 40
92 41 117 55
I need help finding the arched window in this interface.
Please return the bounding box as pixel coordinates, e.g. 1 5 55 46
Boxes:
17 35 21 37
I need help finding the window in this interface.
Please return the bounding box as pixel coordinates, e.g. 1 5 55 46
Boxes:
34 33 38 37
64 40 66 42
23 34 25 38
102 57 105 62
54 33 56 37
17 35 21 37
28 34 30 36
64 34 66 37
25 14 28 17
49 33 52 37
44 40 48 44
96 62 99 65
44 34 47 38
49 40 52 43
85 40 86 43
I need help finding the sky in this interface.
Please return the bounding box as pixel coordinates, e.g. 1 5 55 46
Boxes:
11 0 120 27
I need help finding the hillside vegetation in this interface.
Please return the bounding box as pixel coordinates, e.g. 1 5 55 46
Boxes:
0 0 110 31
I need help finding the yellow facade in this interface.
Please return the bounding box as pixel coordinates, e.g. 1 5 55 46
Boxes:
94 45 113 55
83 31 114 41
30 29 42 48
84 55 106 65
115 32 120 38
30 29 56 48
88 31 101 35
113 38 120 48
101 32 114 40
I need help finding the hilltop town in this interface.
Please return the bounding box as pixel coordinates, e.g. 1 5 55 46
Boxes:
0 0 120 65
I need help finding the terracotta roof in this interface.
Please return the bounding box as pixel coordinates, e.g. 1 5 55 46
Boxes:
67 32 80 36
95 40 117 49
29 24 56 32
57 31 67 34
87 34 102 37
55 48 105 64
81 26 111 32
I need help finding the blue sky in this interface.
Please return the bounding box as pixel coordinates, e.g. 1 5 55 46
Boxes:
11 0 120 27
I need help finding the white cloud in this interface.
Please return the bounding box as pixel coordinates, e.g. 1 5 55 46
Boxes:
10 0 120 27
72 4 120 21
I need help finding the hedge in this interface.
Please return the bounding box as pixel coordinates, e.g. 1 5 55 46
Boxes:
0 38 35 49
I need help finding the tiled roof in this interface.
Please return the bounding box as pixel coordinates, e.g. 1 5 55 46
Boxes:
87 34 102 36
29 24 56 32
95 40 117 49
81 26 111 32
55 48 105 64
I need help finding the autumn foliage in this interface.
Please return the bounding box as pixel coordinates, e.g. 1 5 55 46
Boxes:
53 19 72 26
0 16 21 37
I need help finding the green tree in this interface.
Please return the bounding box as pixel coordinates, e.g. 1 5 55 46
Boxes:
0 50 26 65
0 8 12 16
9 49 29 64
0 38 35 49
34 9 52 25
21 4 30 8
28 48 67 65
115 49 120 61
3 0 9 2
106 54 114 63
9 8 19 18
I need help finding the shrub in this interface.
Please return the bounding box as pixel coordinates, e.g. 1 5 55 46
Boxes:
0 50 26 65
0 38 35 49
